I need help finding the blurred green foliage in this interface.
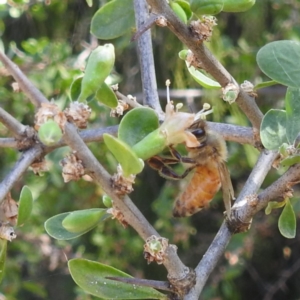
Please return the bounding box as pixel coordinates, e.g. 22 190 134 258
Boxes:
0 0 300 299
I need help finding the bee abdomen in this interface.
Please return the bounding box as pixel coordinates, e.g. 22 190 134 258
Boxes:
172 163 221 217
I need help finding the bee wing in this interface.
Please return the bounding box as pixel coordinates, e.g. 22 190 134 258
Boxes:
218 162 234 219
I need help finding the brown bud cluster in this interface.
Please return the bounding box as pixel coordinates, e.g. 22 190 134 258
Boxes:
60 151 85 182
111 165 135 196
190 16 217 42
64 101 91 129
110 100 130 117
143 235 169 265
30 158 49 175
107 206 128 228
35 102 67 131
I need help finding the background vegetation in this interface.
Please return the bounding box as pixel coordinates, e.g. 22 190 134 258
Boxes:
0 0 300 299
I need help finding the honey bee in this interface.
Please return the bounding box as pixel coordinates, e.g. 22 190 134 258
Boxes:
148 119 234 218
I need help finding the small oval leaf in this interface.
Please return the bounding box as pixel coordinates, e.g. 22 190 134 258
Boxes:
257 40 300 88
175 0 192 20
45 210 107 240
190 0 224 16
0 239 7 284
185 63 221 89
91 0 135 40
95 82 118 108
265 200 286 215
62 209 106 233
278 199 296 239
17 185 33 226
260 109 288 150
68 258 166 299
70 76 83 101
285 87 300 144
102 195 113 208
170 2 187 24
281 155 300 168
78 44 115 102
103 134 144 176
118 107 159 146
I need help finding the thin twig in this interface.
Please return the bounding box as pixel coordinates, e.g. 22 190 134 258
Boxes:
0 51 48 107
133 0 164 120
0 106 28 138
0 145 44 203
207 122 254 146
0 138 18 148
263 258 300 300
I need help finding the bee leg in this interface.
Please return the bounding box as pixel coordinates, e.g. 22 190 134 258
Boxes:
148 156 196 180
169 145 196 164
148 156 179 171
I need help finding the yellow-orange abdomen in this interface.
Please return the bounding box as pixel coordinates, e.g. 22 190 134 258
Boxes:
173 161 221 217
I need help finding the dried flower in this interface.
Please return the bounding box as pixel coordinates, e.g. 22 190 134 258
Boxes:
190 16 217 42
241 80 257 98
156 16 168 27
64 101 91 129
110 100 130 117
0 193 18 226
30 158 49 175
143 235 169 265
107 205 128 228
185 50 203 69
60 151 85 182
11 82 20 93
35 102 67 131
0 222 16 241
111 164 135 196
222 83 240 104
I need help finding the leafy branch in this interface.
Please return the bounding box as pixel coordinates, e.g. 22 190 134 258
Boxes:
1 1 300 299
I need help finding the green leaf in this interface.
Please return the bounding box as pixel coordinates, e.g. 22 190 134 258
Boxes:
78 44 115 102
38 119 63 146
265 200 286 215
185 62 221 89
0 239 7 284
281 155 300 167
91 0 135 40
222 0 255 13
103 134 144 176
260 109 288 150
86 0 92 7
102 195 113 208
279 143 289 157
70 76 83 101
95 82 118 108
45 210 108 240
62 209 106 233
257 40 300 88
285 87 300 144
17 185 33 226
190 0 224 16
118 107 159 146
68 258 166 299
174 0 192 20
170 2 188 24
253 80 278 90
278 199 296 238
